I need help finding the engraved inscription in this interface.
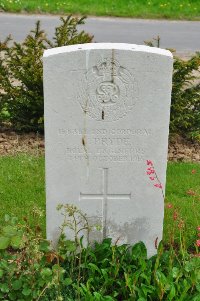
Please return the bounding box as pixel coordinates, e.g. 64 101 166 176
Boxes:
76 58 138 121
58 127 151 162
80 168 131 238
67 150 145 162
58 128 152 136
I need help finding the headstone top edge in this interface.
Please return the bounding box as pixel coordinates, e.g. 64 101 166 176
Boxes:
43 43 173 59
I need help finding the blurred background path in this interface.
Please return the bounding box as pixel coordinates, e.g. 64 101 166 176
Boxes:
0 13 200 57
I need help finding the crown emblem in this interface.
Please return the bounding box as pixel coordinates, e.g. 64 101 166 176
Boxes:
96 58 120 76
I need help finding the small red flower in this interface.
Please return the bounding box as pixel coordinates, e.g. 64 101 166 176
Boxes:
166 203 173 209
147 160 153 166
154 183 162 189
147 170 155 175
197 226 200 231
196 240 200 247
149 177 155 181
147 167 154 170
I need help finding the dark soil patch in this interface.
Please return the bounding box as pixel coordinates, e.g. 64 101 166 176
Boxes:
168 134 200 162
0 130 44 156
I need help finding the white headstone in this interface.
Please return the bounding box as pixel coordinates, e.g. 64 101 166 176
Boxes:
43 43 173 256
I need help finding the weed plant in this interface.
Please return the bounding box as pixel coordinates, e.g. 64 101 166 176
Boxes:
0 204 199 301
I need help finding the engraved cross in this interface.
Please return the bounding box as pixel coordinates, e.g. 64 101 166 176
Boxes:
80 168 131 238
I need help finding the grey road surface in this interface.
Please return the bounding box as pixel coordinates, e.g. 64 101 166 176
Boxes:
0 13 200 55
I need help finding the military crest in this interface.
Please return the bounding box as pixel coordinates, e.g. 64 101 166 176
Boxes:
76 58 138 122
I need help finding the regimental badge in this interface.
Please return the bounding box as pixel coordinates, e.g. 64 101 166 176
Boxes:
76 58 138 122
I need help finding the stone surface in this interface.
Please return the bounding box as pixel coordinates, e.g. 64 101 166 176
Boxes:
43 43 173 256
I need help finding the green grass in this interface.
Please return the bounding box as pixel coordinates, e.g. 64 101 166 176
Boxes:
164 162 200 247
0 154 199 247
0 0 200 20
0 155 45 233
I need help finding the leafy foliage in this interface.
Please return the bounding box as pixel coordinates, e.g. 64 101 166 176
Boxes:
0 16 92 132
0 206 199 301
0 212 64 301
61 240 200 301
171 54 200 141
145 37 200 142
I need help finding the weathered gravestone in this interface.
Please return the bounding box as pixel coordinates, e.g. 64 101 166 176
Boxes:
43 43 173 256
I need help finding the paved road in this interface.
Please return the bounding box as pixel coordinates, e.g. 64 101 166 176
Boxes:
0 13 200 55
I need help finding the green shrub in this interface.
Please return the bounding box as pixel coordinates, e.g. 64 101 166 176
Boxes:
0 16 93 132
145 37 200 142
1 205 199 301
171 54 200 141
